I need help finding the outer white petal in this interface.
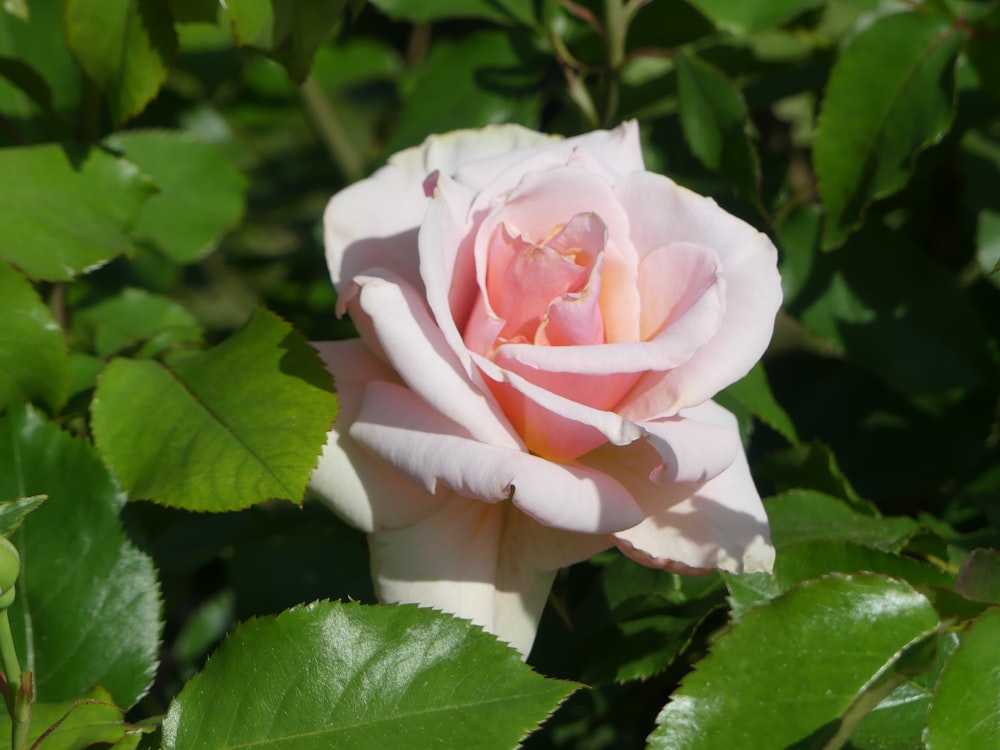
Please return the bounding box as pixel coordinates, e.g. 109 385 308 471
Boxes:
370 496 609 657
581 415 773 574
350 381 645 534
639 401 742 484
324 124 559 298
350 268 521 450
308 340 446 532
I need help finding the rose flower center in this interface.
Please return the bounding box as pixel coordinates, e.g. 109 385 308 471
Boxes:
484 211 607 350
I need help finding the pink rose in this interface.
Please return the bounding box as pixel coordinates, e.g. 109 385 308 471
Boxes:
310 121 781 656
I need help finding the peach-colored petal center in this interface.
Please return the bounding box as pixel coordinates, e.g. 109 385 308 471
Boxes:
483 211 608 348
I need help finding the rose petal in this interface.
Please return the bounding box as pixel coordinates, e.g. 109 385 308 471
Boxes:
452 120 644 195
369 496 609 657
582 436 773 574
476 168 631 267
351 380 645 534
350 268 522 450
473 350 644 460
638 401 742 484
308 340 447 532
614 172 782 409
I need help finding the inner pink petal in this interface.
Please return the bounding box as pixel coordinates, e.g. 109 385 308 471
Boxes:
637 241 721 341
536 252 605 347
485 212 607 344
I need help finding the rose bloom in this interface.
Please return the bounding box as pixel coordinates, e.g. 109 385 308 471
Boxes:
310 121 782 657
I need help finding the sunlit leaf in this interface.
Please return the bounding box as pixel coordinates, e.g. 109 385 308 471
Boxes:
91 309 336 511
648 574 940 749
162 601 579 749
109 130 247 264
64 0 178 125
0 144 155 281
725 539 952 619
0 261 69 411
225 0 349 82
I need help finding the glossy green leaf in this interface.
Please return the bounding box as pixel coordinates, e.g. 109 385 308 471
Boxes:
647 574 940 749
0 3 81 141
385 29 542 154
925 607 1000 749
109 130 247 264
953 548 1000 603
0 404 162 708
369 0 536 25
162 601 579 750
0 261 69 411
64 0 178 125
91 309 336 511
225 0 349 82
0 144 155 281
725 539 953 619
72 288 203 358
0 494 45 536
0 686 142 750
685 0 823 32
765 490 919 551
675 52 759 201
723 362 798 443
814 12 965 248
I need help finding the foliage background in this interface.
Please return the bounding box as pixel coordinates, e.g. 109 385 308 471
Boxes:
0 0 999 748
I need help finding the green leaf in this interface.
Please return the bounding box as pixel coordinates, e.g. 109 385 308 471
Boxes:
162 601 580 749
725 539 953 619
0 3 82 141
816 631 959 750
369 0 536 25
953 548 1000 603
0 686 143 750
925 607 1000 749
0 403 162 708
723 362 798 443
647 573 940 749
0 494 45 536
765 490 919 551
72 288 203 358
685 0 824 33
108 130 247 264
0 55 53 112
675 52 760 202
385 29 543 155
64 0 178 125
225 0 349 82
91 309 336 511
0 144 156 281
759 443 868 511
814 11 965 248
0 261 69 411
